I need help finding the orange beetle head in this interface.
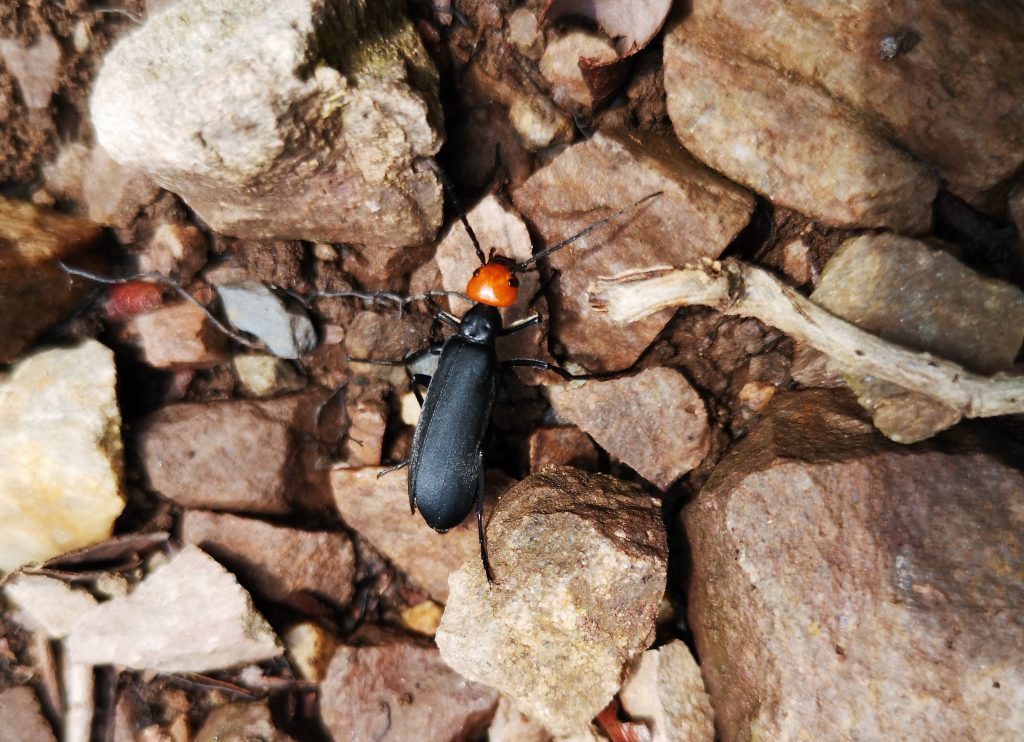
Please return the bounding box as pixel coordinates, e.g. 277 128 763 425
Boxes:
466 258 520 308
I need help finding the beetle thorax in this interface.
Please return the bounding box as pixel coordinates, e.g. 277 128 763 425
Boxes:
459 303 502 343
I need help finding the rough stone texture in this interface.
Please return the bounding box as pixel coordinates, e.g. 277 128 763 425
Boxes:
122 300 229 369
528 425 599 473
215 280 317 359
813 234 1024 374
195 701 296 742
140 392 332 514
0 686 57 742
619 641 715 742
330 467 485 602
233 352 307 397
135 222 208 284
5 574 98 638
283 621 337 682
685 389 1024 741
0 196 103 363
548 368 710 489
488 696 551 742
436 467 667 735
91 0 443 246
667 2 1024 217
181 511 356 607
320 641 499 742
508 92 575 152
539 30 619 111
81 145 161 229
0 341 124 571
512 128 753 371
66 545 282 672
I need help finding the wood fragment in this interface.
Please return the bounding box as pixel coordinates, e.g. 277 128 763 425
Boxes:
589 259 1024 422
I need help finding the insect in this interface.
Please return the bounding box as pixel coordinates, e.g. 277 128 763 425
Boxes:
363 190 661 581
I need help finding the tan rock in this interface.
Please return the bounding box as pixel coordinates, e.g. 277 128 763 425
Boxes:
82 145 160 228
0 33 61 109
512 128 753 371
539 30 619 111
488 696 551 742
195 702 295 742
233 352 306 397
135 222 208 283
0 341 124 571
123 300 229 369
0 686 56 742
686 389 1024 741
528 425 599 473
343 397 388 466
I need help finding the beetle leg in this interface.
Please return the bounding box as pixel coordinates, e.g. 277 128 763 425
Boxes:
377 460 409 478
501 357 601 381
500 312 542 336
409 373 431 406
476 451 495 583
436 310 461 330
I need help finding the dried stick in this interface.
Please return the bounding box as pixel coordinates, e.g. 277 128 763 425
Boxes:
589 259 1024 420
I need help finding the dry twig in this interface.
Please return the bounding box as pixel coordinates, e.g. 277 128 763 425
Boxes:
589 259 1024 420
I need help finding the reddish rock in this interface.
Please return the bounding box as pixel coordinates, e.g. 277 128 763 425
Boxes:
0 686 57 742
685 389 1024 741
181 511 356 608
528 425 600 472
122 300 229 369
320 641 499 742
548 368 710 489
512 128 753 371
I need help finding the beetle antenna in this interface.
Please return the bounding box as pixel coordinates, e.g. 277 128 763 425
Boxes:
434 165 487 265
513 191 663 272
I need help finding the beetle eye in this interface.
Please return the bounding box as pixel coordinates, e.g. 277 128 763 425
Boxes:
508 276 519 288
472 268 481 276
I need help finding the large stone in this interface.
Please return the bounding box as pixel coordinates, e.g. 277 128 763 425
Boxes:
0 341 124 572
685 389 1024 741
91 0 443 246
5 574 98 638
547 367 710 489
0 196 103 362
0 686 57 742
320 641 499 742
181 510 356 607
665 2 1024 218
66 545 282 672
436 467 667 735
512 128 753 371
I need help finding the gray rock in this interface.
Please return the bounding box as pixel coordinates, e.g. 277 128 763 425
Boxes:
320 641 499 742
0 340 124 571
436 467 667 736
686 389 1024 740
547 367 710 489
0 686 56 742
216 280 317 359
90 0 443 247
66 545 282 672
181 510 356 607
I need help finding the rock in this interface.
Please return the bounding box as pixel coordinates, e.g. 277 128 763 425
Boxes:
233 352 306 397
619 641 715 742
0 686 57 742
41 143 91 206
0 33 61 109
539 30 619 111
135 222 208 283
139 392 332 514
90 0 443 247
685 389 1024 741
215 281 317 359
320 641 499 742
436 467 667 735
812 234 1024 442
0 196 104 362
195 701 295 742
343 397 388 466
528 425 599 472
122 300 229 369
508 92 575 151
488 696 551 742
283 621 337 682
82 145 161 229
5 574 98 638
329 468 485 602
181 511 356 607
508 7 543 60
344 310 434 384
400 599 444 637
66 545 282 672
511 128 753 371
780 238 814 287
547 368 710 489
0 341 124 571
665 3 1024 217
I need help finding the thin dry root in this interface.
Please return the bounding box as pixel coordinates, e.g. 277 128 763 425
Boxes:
589 259 1024 421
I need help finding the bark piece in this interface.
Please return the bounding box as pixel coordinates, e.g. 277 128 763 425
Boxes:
123 300 229 369
0 686 57 742
436 467 667 736
66 545 281 672
181 511 356 608
685 389 1024 741
320 641 499 742
0 341 124 571
90 0 443 246
548 368 710 488
0 196 103 362
512 128 753 371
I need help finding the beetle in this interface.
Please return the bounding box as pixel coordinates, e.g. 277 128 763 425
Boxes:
367 191 661 581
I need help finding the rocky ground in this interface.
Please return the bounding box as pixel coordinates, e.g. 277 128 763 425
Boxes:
1 0 1023 740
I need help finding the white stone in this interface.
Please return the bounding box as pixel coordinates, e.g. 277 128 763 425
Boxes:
5 574 98 638
66 545 281 672
0 341 125 572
